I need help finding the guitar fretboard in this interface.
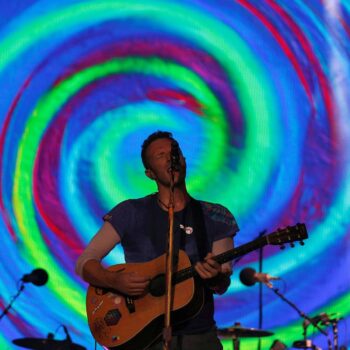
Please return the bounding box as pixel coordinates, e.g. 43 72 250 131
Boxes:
174 236 267 284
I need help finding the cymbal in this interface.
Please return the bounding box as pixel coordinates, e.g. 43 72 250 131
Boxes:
12 337 86 350
217 326 274 338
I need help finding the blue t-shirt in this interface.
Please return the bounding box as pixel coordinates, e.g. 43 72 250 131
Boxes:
104 194 239 334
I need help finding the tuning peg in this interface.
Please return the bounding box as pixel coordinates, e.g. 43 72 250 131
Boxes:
299 241 305 246
290 242 295 248
280 245 286 250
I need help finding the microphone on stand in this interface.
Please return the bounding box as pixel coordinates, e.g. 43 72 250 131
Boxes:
170 140 181 171
239 267 280 288
1 268 49 322
21 268 49 286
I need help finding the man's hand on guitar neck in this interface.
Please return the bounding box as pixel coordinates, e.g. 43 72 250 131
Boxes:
194 253 221 280
194 252 232 295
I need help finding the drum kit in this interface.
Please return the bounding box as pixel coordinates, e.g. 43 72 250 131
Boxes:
216 324 326 350
12 335 86 350
216 325 329 350
11 328 271 350
10 328 270 350
10 323 341 350
8 324 328 350
215 312 344 350
13 327 272 350
216 323 274 350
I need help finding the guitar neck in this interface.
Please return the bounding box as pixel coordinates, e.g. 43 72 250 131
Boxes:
214 236 268 265
175 236 268 284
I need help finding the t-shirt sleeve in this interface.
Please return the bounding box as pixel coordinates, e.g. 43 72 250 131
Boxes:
201 202 239 242
75 221 120 277
103 200 133 239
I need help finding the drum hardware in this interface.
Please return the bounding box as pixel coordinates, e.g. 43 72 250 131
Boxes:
292 339 322 350
217 322 274 350
12 334 86 350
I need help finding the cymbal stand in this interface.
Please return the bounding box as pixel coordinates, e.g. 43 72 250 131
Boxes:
231 322 242 350
232 335 240 350
322 317 341 350
332 319 339 350
0 282 25 322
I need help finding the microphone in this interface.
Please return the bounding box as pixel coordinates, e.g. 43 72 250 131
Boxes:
239 267 280 288
21 268 49 286
170 140 181 171
62 325 72 343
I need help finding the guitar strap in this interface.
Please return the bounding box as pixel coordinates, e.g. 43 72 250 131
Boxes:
148 195 209 263
189 197 210 262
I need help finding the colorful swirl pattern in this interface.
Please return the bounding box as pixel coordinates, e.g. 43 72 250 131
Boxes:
1 0 350 349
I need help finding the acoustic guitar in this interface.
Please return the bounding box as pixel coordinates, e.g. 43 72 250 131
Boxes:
86 223 308 350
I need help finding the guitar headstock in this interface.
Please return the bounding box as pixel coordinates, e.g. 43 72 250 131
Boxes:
266 223 308 248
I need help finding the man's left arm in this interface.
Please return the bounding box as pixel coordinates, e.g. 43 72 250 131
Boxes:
208 237 234 294
195 237 234 295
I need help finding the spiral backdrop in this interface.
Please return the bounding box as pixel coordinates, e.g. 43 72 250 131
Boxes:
0 0 350 349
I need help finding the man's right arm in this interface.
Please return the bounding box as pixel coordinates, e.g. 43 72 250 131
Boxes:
75 221 120 283
75 222 149 296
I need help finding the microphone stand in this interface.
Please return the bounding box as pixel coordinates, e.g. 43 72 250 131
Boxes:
264 284 331 349
0 282 25 322
257 230 267 350
163 170 176 350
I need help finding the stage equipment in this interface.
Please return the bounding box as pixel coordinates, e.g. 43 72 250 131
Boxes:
270 340 287 350
217 325 274 338
303 313 344 350
170 140 181 171
162 140 181 350
0 268 49 322
217 322 273 350
240 267 280 288
12 335 86 350
239 268 339 350
21 269 49 286
292 339 322 349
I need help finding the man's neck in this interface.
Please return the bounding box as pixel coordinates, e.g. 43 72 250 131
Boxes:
156 185 190 211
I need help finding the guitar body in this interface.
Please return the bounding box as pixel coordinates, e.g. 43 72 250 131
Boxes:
86 250 204 350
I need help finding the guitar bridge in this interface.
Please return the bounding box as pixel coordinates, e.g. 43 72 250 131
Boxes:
125 296 136 313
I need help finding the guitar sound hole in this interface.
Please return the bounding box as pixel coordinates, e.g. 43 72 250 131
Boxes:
149 274 165 297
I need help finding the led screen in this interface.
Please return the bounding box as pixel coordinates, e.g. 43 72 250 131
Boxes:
0 1 349 349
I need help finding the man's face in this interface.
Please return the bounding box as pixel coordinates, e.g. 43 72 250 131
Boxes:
145 138 186 187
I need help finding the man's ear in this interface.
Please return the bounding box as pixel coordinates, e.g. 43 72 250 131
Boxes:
145 169 155 180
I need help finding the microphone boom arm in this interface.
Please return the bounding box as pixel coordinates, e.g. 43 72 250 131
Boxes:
267 285 328 337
